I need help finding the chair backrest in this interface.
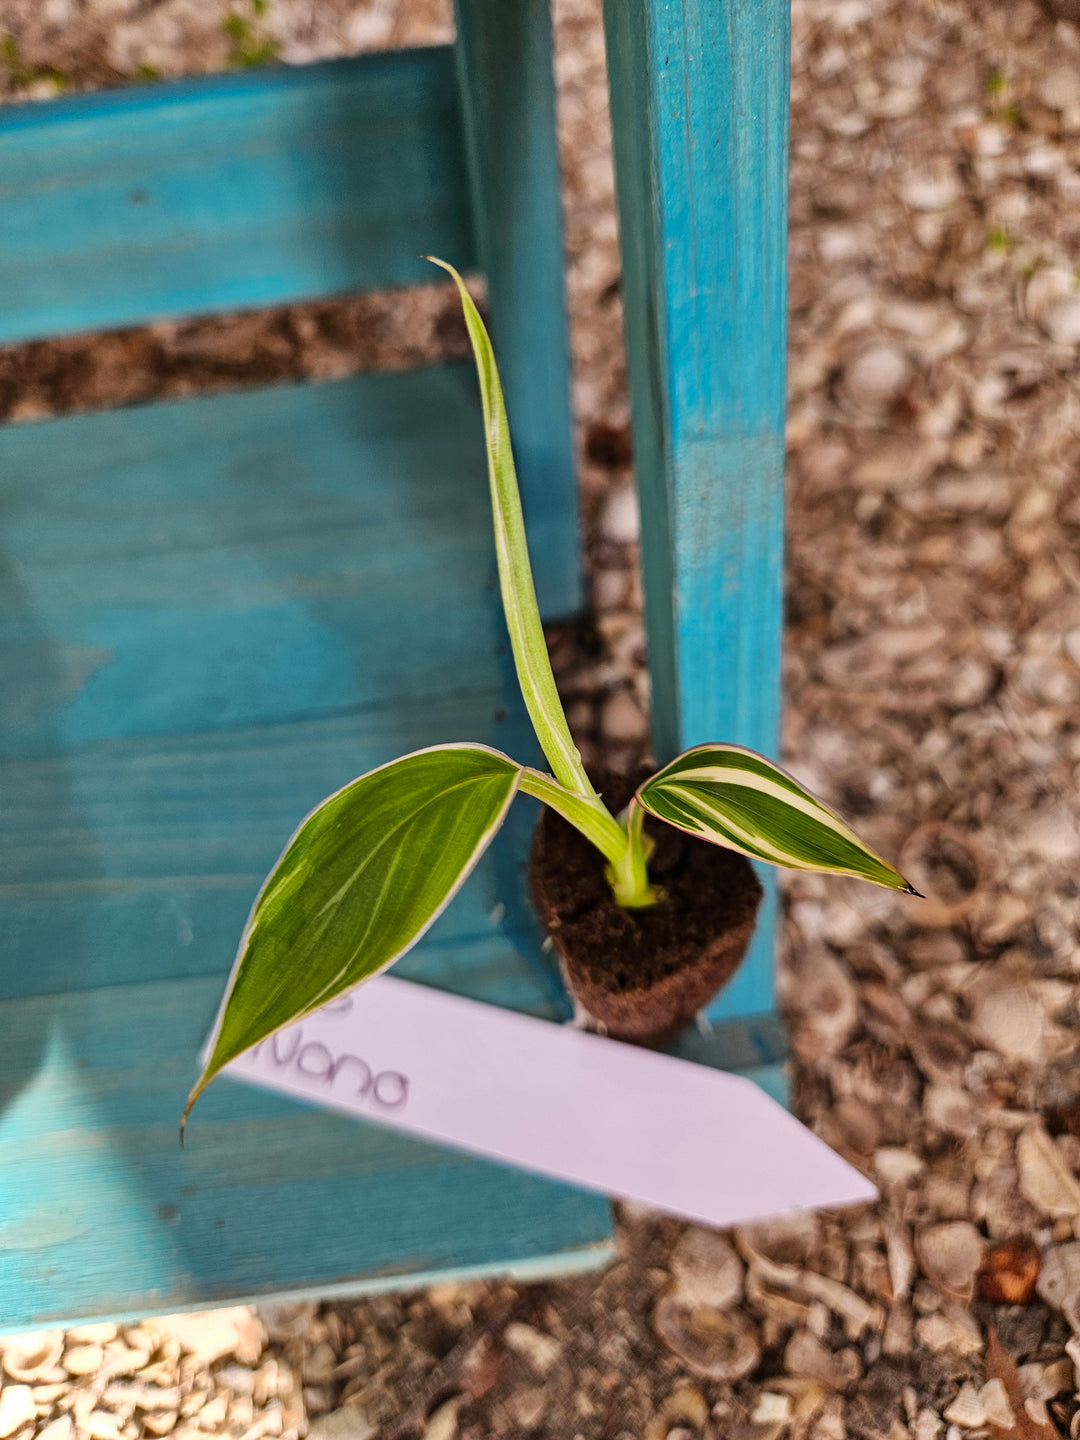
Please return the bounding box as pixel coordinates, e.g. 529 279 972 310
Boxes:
0 3 581 617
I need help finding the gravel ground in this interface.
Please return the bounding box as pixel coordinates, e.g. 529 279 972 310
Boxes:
4 0 1080 1436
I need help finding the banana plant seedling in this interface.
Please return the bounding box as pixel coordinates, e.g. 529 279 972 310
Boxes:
182 259 918 1135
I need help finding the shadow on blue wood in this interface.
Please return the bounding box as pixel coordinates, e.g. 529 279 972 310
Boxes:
667 1010 789 1109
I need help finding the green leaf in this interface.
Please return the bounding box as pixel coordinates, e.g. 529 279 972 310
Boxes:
183 744 522 1131
637 744 917 893
425 256 595 800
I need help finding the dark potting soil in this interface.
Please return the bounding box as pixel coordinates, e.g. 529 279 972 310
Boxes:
530 767 763 1042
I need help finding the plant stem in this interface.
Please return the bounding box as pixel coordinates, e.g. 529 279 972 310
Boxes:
519 768 627 868
521 771 664 911
608 798 664 910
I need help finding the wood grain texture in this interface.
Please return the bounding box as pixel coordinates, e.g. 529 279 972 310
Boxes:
1 366 502 757
0 51 475 344
0 363 612 1324
602 0 790 1023
453 0 582 619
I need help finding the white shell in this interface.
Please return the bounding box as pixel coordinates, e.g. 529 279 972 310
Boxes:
943 1381 986 1428
1036 1242 1080 1312
915 1222 985 1298
670 1227 745 1311
1 1329 64 1384
0 1387 36 1440
1017 1126 1080 1219
653 1292 761 1381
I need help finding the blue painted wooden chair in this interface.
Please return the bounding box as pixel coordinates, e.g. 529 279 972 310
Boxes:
0 0 788 1328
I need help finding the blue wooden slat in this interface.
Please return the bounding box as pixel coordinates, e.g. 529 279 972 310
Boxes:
453 0 583 620
0 51 476 344
1 367 498 756
0 363 613 1323
602 0 790 1024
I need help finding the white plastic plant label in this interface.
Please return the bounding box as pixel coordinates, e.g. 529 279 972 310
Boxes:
214 975 877 1229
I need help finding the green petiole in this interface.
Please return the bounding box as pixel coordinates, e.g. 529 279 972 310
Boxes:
608 798 664 910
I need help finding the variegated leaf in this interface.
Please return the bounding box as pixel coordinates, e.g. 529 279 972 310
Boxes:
636 744 916 892
183 743 522 1132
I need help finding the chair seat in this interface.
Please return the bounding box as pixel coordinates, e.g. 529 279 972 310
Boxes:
0 363 614 1328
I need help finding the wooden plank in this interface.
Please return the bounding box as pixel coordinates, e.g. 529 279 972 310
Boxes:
0 974 614 1329
1 366 494 756
453 0 583 620
602 0 790 1023
0 51 475 344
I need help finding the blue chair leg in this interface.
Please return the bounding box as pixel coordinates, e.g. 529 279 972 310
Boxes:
602 0 791 1086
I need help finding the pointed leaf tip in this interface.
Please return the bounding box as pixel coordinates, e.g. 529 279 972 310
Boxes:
638 743 910 891
183 744 522 1125
179 1081 203 1144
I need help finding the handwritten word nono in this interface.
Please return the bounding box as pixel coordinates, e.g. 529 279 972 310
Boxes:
244 1026 409 1110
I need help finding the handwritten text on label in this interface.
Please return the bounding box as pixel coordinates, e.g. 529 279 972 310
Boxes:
236 997 409 1112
